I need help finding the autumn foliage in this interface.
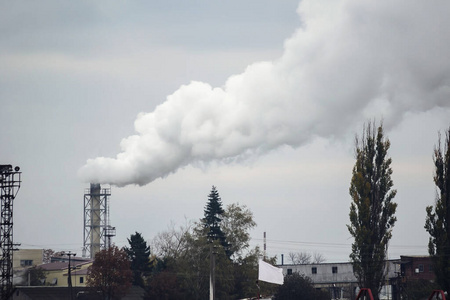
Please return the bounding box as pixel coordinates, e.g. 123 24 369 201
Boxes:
87 246 133 300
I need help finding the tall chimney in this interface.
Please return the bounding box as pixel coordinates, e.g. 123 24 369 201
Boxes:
83 183 112 258
90 183 101 257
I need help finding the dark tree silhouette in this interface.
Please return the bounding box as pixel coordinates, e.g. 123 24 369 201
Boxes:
425 126 450 292
202 186 231 257
124 232 152 287
87 246 132 300
273 272 328 300
347 122 397 300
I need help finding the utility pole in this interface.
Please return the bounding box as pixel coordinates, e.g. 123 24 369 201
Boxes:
256 280 261 299
263 232 266 260
64 251 76 300
209 243 216 300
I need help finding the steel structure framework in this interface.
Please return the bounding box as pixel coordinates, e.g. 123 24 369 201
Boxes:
104 225 116 250
0 165 21 300
83 183 112 259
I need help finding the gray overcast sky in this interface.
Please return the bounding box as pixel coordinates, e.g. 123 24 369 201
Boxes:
2 0 450 263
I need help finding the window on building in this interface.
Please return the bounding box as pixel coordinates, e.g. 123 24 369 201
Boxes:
312 267 317 274
80 277 84 284
429 264 433 272
332 266 338 274
287 269 292 275
20 260 33 267
417 264 424 273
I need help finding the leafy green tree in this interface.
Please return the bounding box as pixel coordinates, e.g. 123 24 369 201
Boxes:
87 246 133 300
425 126 450 292
124 232 152 287
26 266 47 286
202 186 231 257
148 201 260 299
146 264 184 300
273 272 328 300
177 232 211 299
222 203 256 260
347 122 397 300
222 203 260 297
233 247 278 299
151 226 211 299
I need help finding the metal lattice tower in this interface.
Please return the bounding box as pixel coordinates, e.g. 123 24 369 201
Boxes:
82 183 113 259
104 225 116 250
0 165 21 300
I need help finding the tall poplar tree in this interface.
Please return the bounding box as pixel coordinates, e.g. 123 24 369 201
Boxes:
347 122 397 300
425 126 450 292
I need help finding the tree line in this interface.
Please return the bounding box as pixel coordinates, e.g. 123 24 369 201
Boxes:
25 122 450 300
348 122 450 300
85 185 274 299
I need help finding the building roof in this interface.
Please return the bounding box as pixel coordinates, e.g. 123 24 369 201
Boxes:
64 268 89 276
50 256 89 263
279 258 400 267
395 255 432 265
39 262 70 271
38 260 92 271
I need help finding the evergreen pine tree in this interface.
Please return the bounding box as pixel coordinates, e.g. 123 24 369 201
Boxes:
203 186 231 257
347 122 397 300
124 232 151 287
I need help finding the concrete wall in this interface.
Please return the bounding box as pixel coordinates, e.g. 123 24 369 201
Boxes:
13 249 44 270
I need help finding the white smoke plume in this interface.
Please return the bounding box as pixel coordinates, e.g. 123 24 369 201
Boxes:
78 0 450 187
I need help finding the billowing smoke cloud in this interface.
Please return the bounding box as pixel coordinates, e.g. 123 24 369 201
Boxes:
78 0 450 187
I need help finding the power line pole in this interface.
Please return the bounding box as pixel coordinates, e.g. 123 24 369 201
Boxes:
0 165 21 300
209 243 217 300
65 251 76 300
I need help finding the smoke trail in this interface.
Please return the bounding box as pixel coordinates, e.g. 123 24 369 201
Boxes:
78 0 450 187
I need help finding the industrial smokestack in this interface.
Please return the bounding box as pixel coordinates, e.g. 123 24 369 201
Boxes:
83 183 111 258
90 183 101 257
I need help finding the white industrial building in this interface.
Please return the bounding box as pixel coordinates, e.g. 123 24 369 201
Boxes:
279 261 398 300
